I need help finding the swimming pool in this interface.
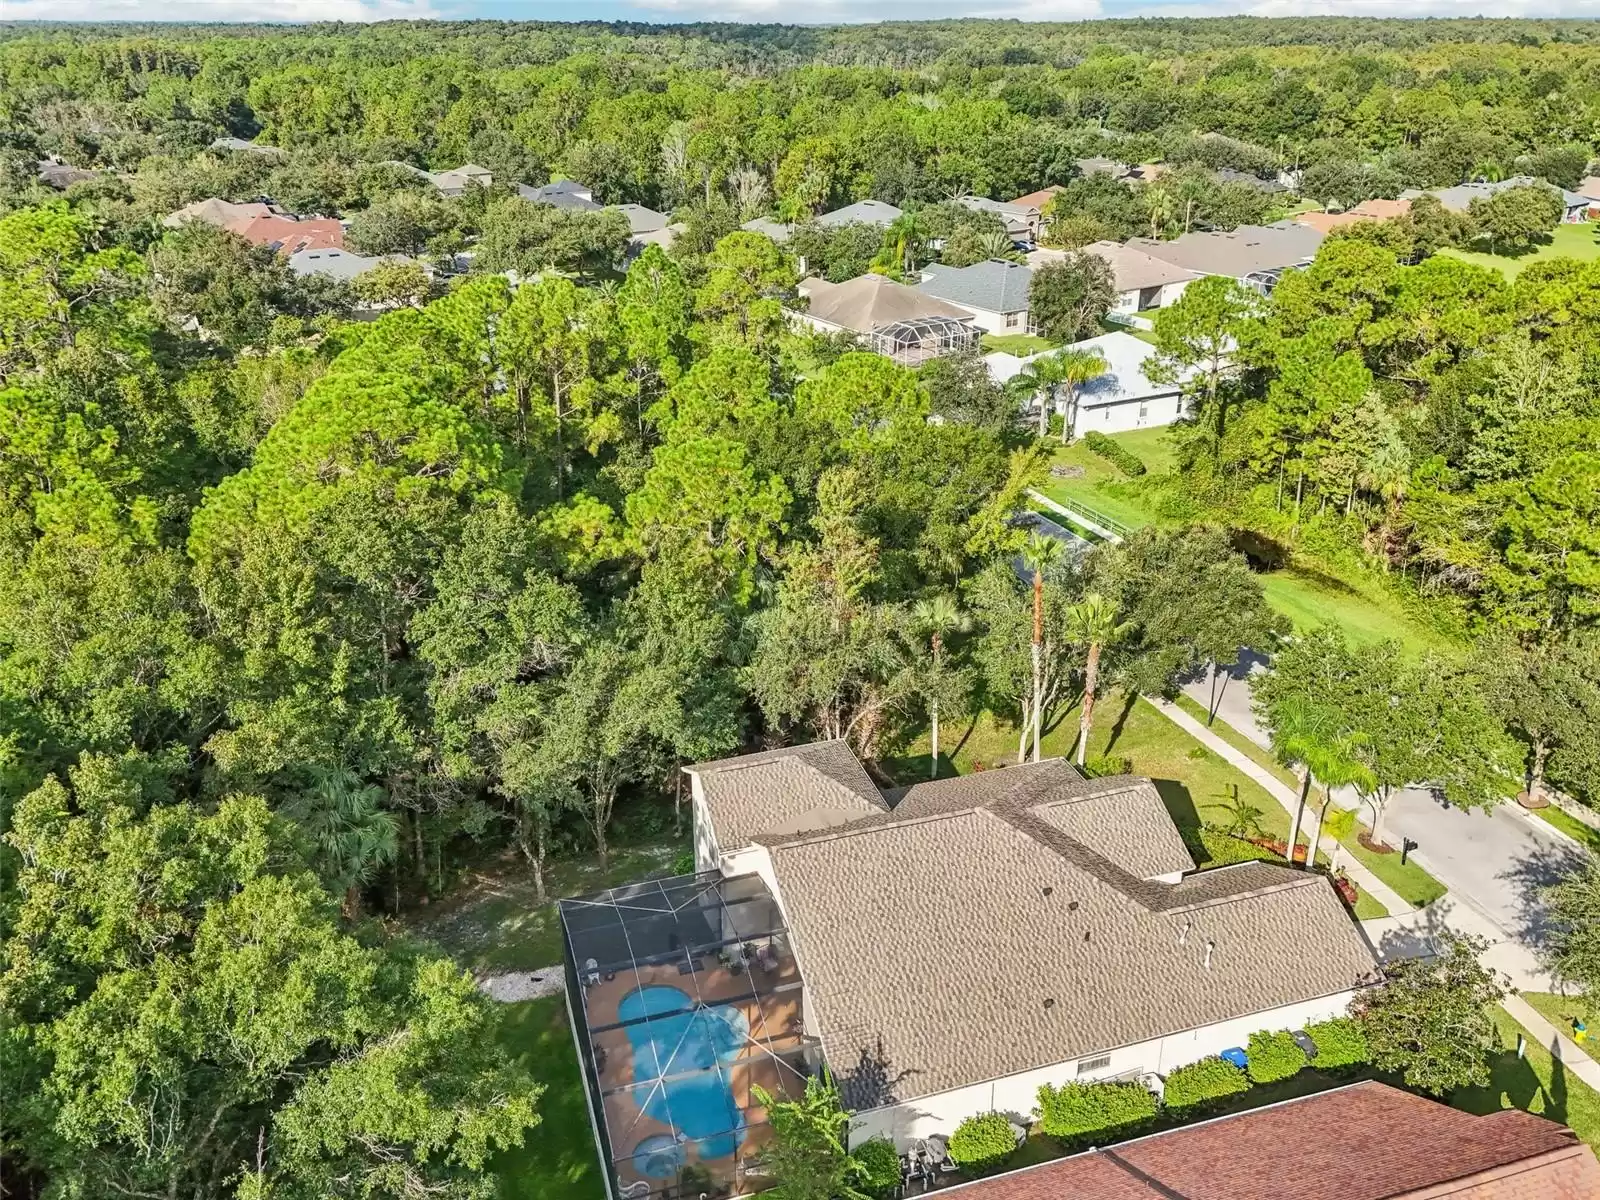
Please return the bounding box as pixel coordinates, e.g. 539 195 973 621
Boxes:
618 985 748 1161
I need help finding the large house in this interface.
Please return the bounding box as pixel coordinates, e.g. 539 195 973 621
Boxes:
1400 175 1590 224
560 742 1379 1200
1294 197 1412 235
816 199 904 229
794 274 979 364
915 259 1034 333
938 1081 1600 1200
382 161 493 197
1128 221 1325 296
987 331 1193 435
1029 240 1200 329
163 198 344 254
519 179 602 210
955 195 1040 242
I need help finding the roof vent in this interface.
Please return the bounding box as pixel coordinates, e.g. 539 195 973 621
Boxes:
1067 900 1080 912
1083 930 1091 944
1044 997 1055 1010
1204 939 1215 970
1178 919 1190 947
1042 886 1053 898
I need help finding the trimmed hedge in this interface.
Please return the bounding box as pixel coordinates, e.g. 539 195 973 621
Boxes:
1036 1080 1158 1143
854 1138 900 1200
947 1112 1017 1174
1245 1031 1307 1084
1162 1057 1250 1112
1083 431 1147 476
1306 1017 1370 1069
1083 754 1134 779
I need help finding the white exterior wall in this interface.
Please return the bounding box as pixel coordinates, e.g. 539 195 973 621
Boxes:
935 300 1026 335
1110 279 1191 318
1080 389 1186 435
846 988 1360 1150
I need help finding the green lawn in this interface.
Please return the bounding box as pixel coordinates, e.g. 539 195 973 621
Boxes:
409 837 688 975
1338 825 1448 908
492 996 608 1200
1257 567 1449 656
1172 693 1298 790
1532 806 1600 855
1452 1006 1600 1153
885 693 1316 871
982 332 1060 355
1441 221 1600 279
1039 429 1176 532
1521 992 1600 1060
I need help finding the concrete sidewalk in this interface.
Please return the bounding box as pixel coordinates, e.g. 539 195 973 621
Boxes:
1502 993 1600 1092
1149 696 1414 916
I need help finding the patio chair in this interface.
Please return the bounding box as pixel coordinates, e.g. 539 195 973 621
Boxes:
619 1182 652 1200
583 958 601 987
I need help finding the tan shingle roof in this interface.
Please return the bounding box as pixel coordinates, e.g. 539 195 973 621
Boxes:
689 740 887 853
765 772 1379 1109
800 274 974 335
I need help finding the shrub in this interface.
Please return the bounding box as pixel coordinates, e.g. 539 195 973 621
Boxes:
853 1138 900 1200
1161 1057 1249 1113
1036 1080 1158 1143
947 1112 1016 1174
671 850 696 874
1083 754 1133 778
1245 1030 1307 1084
1083 431 1146 476
1305 1016 1370 1069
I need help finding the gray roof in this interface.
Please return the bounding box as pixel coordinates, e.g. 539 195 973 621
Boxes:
741 217 795 243
1076 157 1130 178
1129 222 1324 280
1400 174 1588 214
210 136 283 155
916 259 1033 316
288 248 416 282
1214 167 1287 193
611 203 669 234
1064 331 1186 408
36 159 94 189
816 199 903 228
519 179 602 211
956 195 1038 236
1038 241 1200 293
762 758 1380 1110
688 740 888 853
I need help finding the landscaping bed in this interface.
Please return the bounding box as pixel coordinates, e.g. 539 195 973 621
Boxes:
1339 826 1447 908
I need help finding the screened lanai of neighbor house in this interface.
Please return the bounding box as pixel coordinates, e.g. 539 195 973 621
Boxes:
558 872 812 1200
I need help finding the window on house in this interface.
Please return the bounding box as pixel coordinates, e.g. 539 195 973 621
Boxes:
1076 1055 1112 1076
1138 402 1149 422
1006 312 1020 328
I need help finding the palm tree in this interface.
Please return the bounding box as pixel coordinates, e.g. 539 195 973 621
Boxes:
1144 184 1176 239
1299 732 1377 870
1052 346 1111 443
1007 355 1066 439
284 767 401 917
1268 697 1343 868
1021 533 1065 763
886 211 926 277
1064 593 1133 767
980 227 1018 260
913 594 970 779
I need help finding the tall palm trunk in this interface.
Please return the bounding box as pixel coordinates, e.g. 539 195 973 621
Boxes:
1059 384 1076 443
1076 642 1101 766
929 632 943 779
1037 386 1051 439
1287 771 1312 867
1031 570 1044 763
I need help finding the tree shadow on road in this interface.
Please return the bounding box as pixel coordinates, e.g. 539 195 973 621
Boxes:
1497 841 1589 950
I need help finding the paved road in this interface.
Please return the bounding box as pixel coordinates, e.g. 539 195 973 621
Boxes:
1184 656 1584 973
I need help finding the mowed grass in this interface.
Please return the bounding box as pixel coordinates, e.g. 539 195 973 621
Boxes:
1521 992 1600 1060
1532 806 1600 855
409 837 688 975
492 996 609 1200
1257 567 1449 656
982 331 1060 355
1441 221 1600 279
1452 1006 1600 1153
1338 825 1448 908
1040 427 1176 530
885 692 1312 869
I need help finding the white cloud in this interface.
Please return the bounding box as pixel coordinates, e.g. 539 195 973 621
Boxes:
627 0 1102 19
1 0 440 19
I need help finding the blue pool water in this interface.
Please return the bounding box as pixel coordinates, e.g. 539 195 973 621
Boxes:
618 986 748 1162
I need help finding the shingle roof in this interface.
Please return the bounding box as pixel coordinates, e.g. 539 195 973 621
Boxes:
1129 222 1324 280
1012 186 1063 209
801 274 974 334
610 203 669 234
763 763 1380 1109
519 179 602 211
1063 331 1184 408
688 740 887 853
1580 176 1600 203
741 217 795 243
163 198 279 231
1401 175 1589 214
288 248 416 281
939 1081 1599 1200
915 259 1033 316
816 199 903 228
1038 240 1200 293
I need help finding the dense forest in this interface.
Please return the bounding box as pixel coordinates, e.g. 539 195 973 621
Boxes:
2 16 1600 1200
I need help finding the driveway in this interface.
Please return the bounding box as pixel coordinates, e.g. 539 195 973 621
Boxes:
1183 656 1587 972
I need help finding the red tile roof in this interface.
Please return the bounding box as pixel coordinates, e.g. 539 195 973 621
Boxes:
941 1082 1600 1200
233 214 344 254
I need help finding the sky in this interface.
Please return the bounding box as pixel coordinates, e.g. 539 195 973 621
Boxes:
8 0 1600 27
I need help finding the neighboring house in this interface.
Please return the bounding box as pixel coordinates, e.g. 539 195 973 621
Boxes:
1030 240 1200 328
287 247 417 282
428 163 493 197
1012 185 1063 210
608 202 680 255
669 742 1378 1155
1075 156 1129 179
915 259 1033 333
794 274 978 364
937 1081 1600 1200
1214 167 1289 194
815 199 903 228
988 330 1192 434
741 216 795 243
1400 175 1590 223
519 179 603 211
209 136 283 156
1128 221 1325 295
1294 197 1412 235
35 157 94 189
163 198 343 254
956 195 1040 242
1580 176 1600 216
1127 162 1168 182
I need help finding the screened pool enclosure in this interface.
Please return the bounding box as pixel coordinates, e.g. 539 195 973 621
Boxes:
559 872 814 1200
